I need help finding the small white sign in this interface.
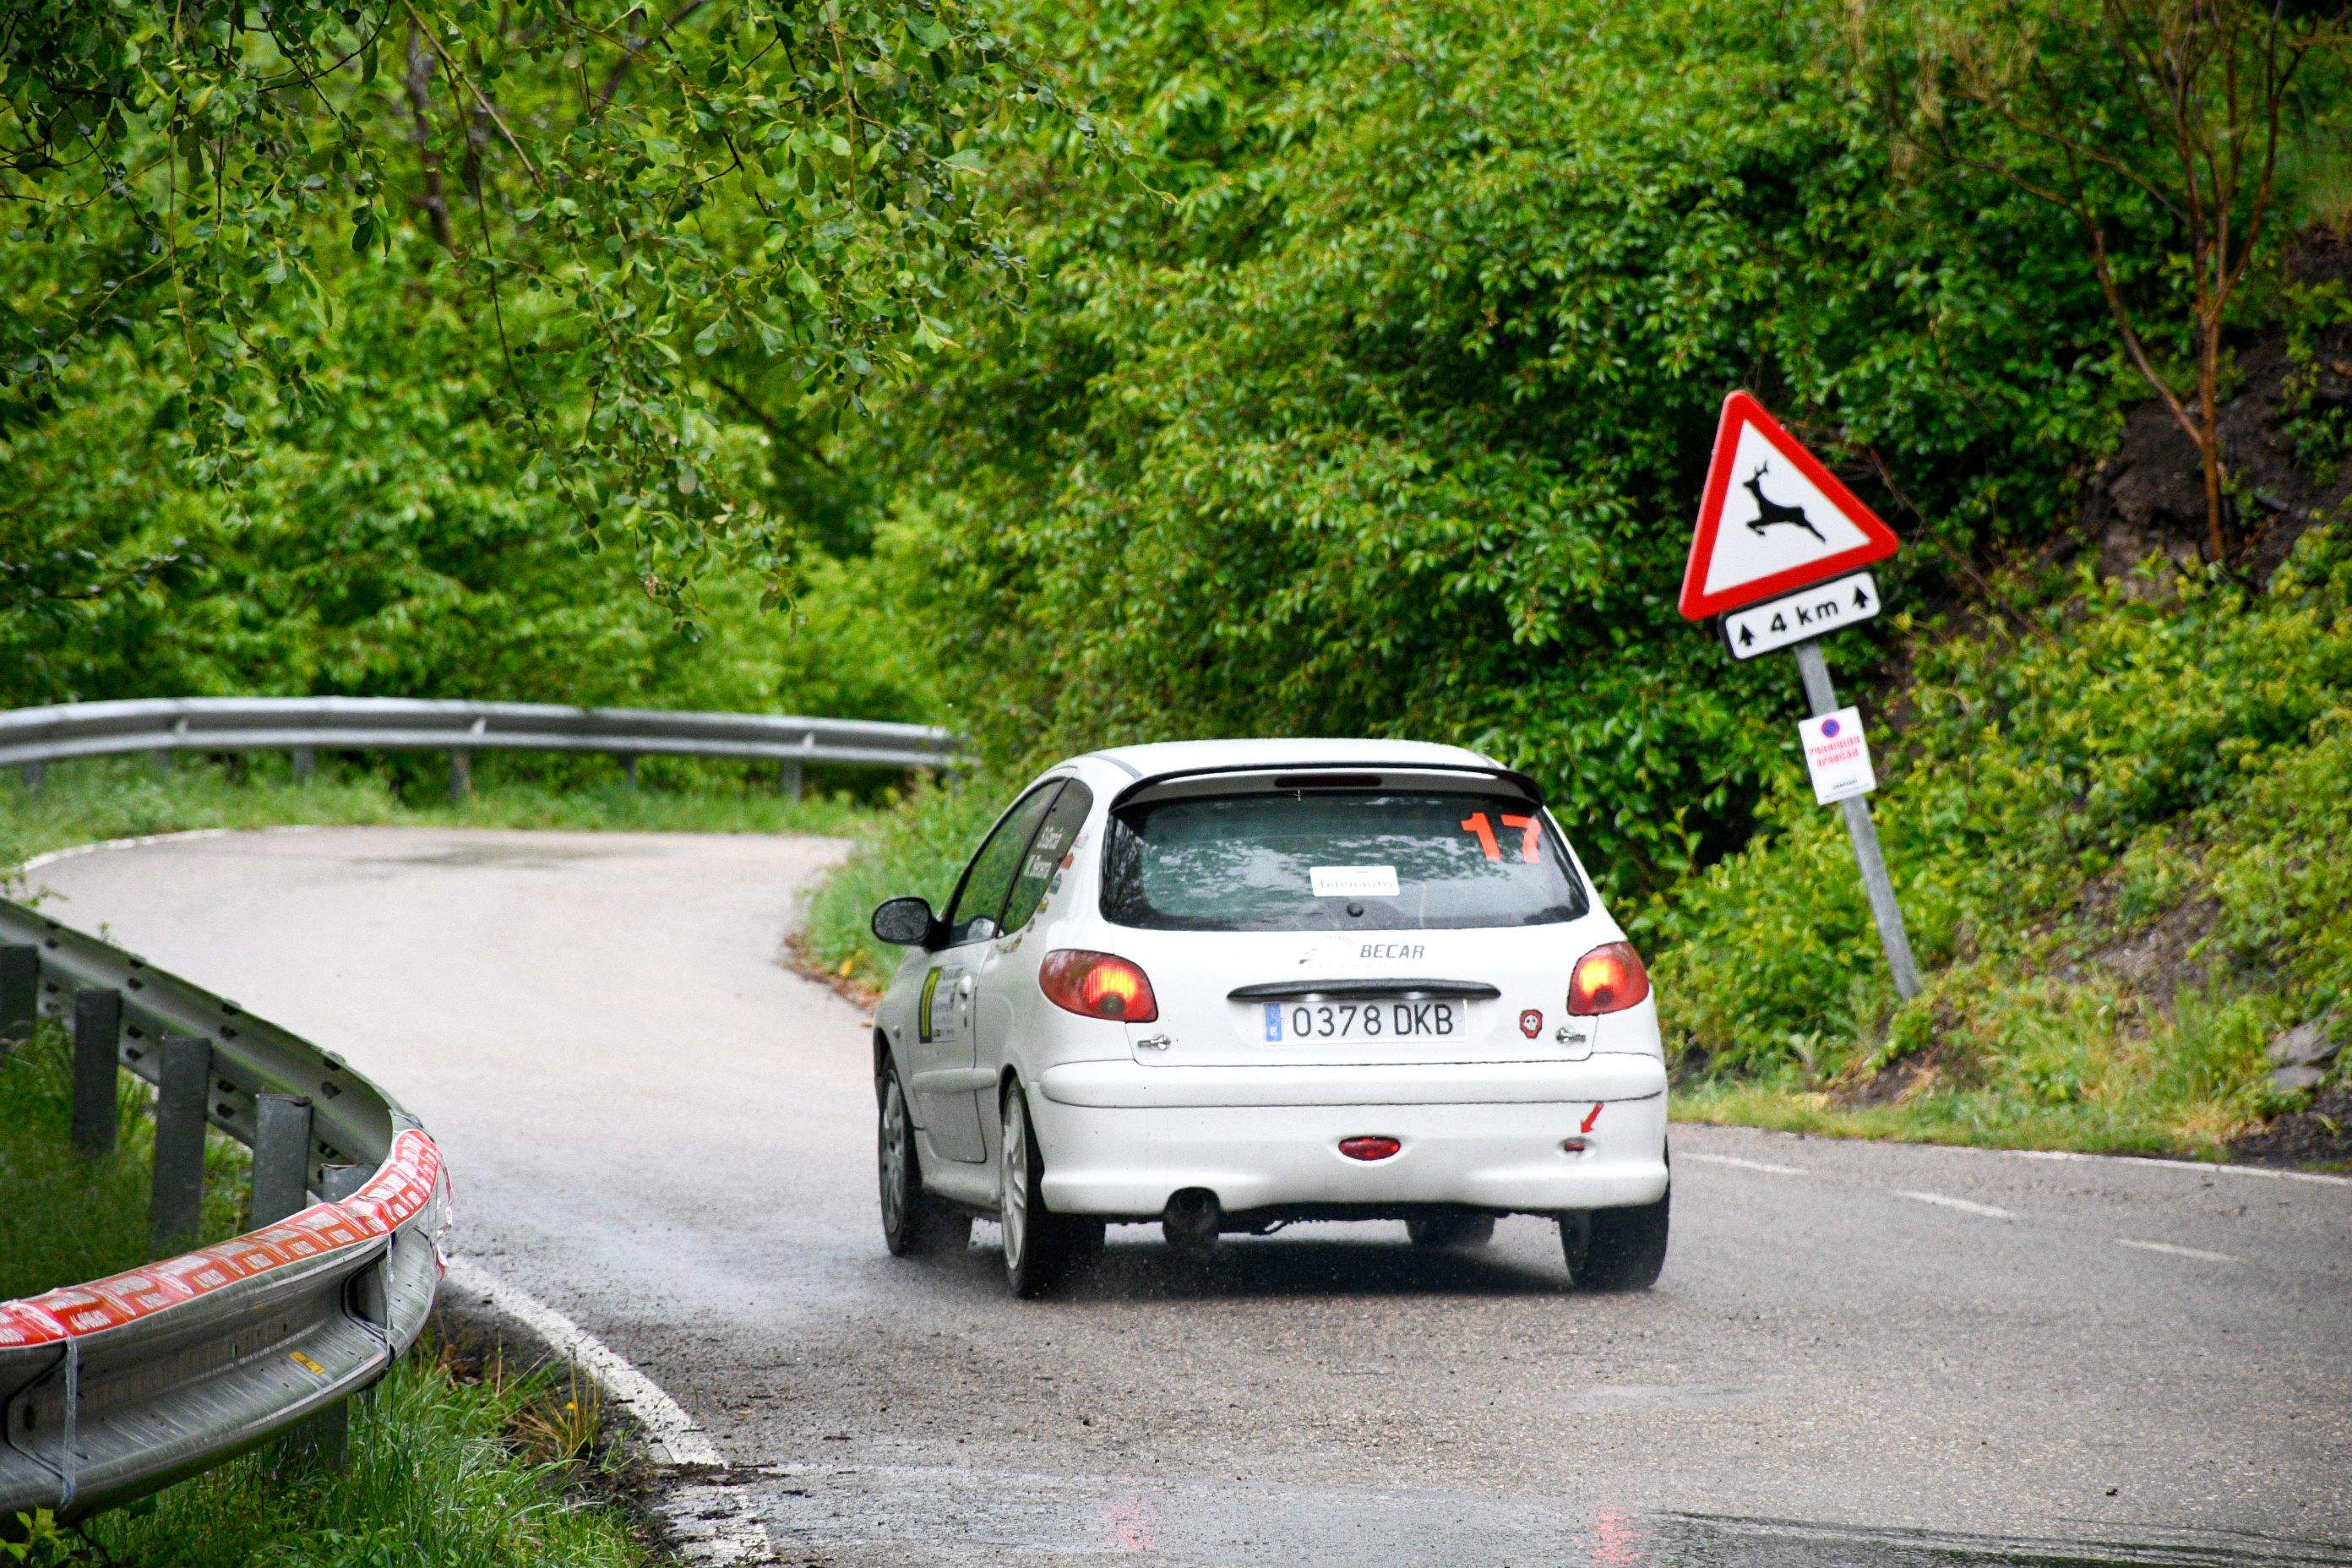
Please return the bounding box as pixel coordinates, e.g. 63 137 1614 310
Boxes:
1310 865 1400 899
1720 571 1881 661
1799 707 1876 804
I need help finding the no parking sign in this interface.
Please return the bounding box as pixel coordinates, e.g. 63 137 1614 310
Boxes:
1798 708 1876 804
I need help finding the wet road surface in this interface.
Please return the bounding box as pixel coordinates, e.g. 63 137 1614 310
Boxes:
27 828 2352 1565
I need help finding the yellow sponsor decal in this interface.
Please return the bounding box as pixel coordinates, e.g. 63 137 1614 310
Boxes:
918 967 942 1042
287 1349 327 1377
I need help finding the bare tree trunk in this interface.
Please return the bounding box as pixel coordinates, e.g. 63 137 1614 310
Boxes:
404 24 455 253
2196 313 2228 561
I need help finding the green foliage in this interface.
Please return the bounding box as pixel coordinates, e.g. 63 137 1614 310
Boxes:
803 768 1004 989
0 1017 249 1301
1 162 952 717
841 0 2214 892
1658 520 2352 1152
0 1509 69 1566
3 0 1048 587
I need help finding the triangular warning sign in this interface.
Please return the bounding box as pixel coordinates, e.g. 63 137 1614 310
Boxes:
1678 390 1899 620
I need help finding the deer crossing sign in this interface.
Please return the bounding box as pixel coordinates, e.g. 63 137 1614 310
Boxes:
1672 389 1924 1002
1678 390 1899 623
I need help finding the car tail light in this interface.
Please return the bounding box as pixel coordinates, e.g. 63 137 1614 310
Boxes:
1338 1136 1401 1161
1039 950 1159 1023
1567 941 1650 1015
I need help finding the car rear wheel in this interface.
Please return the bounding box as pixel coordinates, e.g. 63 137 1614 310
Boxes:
1000 1081 1099 1298
1405 1213 1496 1250
879 1067 971 1258
1560 1184 1669 1291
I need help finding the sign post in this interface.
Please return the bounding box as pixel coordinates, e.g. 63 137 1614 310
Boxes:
1679 391 1921 1001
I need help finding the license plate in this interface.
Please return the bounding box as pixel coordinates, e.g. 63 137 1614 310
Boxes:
1262 999 1460 1043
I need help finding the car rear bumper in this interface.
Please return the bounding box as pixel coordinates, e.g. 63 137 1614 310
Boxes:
1031 1056 1669 1218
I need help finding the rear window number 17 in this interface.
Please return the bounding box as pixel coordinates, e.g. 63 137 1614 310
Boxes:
1458 810 1541 863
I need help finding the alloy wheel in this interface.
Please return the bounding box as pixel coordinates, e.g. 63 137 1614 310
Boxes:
879 1076 910 1238
1002 1090 1031 1277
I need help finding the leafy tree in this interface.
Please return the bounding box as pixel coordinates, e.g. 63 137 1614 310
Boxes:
1865 0 2349 560
2 0 1046 600
858 0 2150 891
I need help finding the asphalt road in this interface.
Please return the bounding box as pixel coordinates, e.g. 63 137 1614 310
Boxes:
29 827 2352 1567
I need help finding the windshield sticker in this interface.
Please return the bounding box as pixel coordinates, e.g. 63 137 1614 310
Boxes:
1309 865 1400 899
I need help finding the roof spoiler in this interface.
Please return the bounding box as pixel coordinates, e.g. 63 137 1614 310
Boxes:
1108 759 1546 812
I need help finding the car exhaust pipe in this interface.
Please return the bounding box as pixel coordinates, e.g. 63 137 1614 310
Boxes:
1163 1188 1222 1253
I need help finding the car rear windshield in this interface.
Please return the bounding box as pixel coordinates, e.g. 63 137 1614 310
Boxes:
1101 790 1588 932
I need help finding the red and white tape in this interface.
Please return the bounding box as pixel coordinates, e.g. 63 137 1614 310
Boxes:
0 1130 444 1348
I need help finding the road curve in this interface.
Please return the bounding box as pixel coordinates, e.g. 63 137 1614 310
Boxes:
27 827 2352 1567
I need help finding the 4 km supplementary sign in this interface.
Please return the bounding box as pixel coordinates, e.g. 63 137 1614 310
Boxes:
1720 570 1882 661
1678 391 1900 621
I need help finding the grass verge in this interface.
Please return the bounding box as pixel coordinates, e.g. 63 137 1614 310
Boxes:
67 1341 648 1568
0 1018 250 1302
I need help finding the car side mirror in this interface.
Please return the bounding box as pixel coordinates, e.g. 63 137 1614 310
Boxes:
871 896 940 949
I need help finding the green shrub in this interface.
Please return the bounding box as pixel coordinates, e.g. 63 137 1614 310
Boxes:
847 0 2213 894
803 772 1010 990
1657 520 2352 1152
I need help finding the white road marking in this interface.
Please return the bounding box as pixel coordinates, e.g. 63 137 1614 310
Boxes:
2117 1239 2240 1265
1894 1190 2015 1220
17 826 321 885
2001 1146 2352 1190
445 1259 769 1565
446 1258 718 1462
1684 1152 1807 1176
19 827 246 874
1685 1126 2352 1189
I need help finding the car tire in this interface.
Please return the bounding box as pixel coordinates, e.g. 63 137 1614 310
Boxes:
1000 1081 1086 1298
1561 1184 1669 1291
1406 1213 1497 1250
879 1066 972 1258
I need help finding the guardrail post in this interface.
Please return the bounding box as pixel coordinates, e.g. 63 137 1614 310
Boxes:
291 747 317 782
18 761 43 795
448 750 472 803
0 944 34 1057
255 1096 355 1468
776 758 803 803
621 754 638 789
71 987 123 1158
150 1035 211 1254
273 1160 367 1472
251 1094 313 1225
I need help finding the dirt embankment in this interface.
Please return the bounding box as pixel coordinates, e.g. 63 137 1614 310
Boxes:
2066 230 2352 586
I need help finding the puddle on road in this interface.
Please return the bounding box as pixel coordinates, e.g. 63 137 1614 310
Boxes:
727 1464 2349 1568
1639 1514 2348 1568
377 841 644 870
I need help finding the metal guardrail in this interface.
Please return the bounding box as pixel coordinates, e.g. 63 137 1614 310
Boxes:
0 696 961 798
0 901 451 1522
0 694 950 1522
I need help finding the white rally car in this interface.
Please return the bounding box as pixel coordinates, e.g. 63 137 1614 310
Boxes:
868 739 1670 1297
